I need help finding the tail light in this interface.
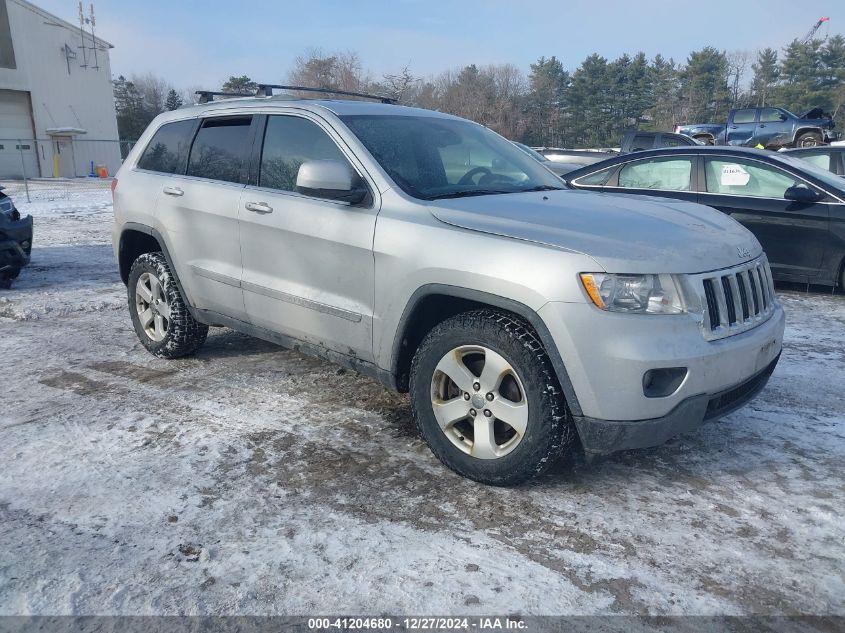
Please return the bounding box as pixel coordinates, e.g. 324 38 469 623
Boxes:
110 177 118 200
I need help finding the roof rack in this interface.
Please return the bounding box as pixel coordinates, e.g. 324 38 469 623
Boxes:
195 90 255 104
256 84 397 104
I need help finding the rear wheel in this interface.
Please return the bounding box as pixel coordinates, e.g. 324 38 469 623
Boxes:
410 310 576 485
127 252 208 358
796 131 823 148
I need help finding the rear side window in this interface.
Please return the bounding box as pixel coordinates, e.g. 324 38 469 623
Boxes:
630 135 653 151
259 115 351 192
137 120 196 174
187 116 253 183
796 153 831 171
732 109 756 124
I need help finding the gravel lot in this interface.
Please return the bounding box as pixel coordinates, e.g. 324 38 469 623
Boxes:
1 187 843 617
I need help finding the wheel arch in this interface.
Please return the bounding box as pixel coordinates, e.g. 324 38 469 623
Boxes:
389 284 583 416
118 222 197 319
793 127 824 144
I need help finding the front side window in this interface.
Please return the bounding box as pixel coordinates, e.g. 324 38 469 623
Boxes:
137 120 196 174
704 157 797 198
259 116 352 192
186 116 252 183
340 115 564 200
618 157 693 191
733 109 756 124
760 108 786 123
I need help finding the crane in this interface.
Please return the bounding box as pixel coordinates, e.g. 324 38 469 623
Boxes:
802 16 830 44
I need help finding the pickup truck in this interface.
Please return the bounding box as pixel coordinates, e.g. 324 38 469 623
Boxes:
675 106 838 149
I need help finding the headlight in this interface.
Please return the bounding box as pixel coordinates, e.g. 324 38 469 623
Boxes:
579 273 686 314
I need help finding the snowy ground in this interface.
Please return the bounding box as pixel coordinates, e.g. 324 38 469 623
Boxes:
0 189 843 617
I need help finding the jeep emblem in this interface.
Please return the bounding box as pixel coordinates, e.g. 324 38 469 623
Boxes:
737 246 751 258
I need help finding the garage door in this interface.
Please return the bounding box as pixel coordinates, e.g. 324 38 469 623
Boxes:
0 89 40 179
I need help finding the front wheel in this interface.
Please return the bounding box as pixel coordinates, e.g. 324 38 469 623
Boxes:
127 252 208 358
410 310 576 485
796 132 823 148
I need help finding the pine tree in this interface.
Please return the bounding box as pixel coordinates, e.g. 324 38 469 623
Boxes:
165 89 183 111
750 48 779 106
680 47 730 123
526 56 569 146
221 75 258 94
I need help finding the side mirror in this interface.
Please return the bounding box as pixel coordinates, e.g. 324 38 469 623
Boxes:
295 160 368 205
784 184 821 203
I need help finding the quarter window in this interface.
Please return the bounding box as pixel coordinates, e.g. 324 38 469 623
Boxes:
575 166 615 186
704 158 798 198
733 109 756 124
187 116 253 183
796 153 831 171
259 116 352 192
137 119 196 174
618 157 693 191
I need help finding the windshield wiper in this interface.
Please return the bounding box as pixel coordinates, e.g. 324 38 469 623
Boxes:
517 185 565 192
428 189 511 200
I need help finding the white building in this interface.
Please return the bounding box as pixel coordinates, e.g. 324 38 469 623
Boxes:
0 0 121 178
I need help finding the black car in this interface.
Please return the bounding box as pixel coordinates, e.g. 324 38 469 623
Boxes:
784 146 845 177
0 185 33 289
564 146 845 288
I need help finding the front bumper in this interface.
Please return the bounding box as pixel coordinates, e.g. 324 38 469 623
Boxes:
824 129 839 142
573 353 779 454
0 212 34 276
539 298 784 439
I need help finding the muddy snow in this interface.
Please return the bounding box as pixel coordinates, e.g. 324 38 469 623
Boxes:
0 188 843 616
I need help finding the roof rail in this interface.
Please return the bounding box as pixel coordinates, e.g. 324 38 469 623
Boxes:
256 84 397 104
195 90 255 104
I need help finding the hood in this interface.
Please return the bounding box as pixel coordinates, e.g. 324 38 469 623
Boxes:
427 189 762 274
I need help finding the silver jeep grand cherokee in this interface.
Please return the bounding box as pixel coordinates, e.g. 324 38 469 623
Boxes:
112 91 784 485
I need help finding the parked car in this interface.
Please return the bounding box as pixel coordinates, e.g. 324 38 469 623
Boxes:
113 92 784 485
620 130 700 152
784 146 845 177
675 106 838 149
564 146 845 288
511 142 580 176
0 185 33 289
532 147 617 166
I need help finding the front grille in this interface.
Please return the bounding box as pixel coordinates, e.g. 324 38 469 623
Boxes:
695 256 776 341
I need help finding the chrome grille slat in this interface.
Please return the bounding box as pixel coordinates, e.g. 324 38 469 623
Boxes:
694 256 776 341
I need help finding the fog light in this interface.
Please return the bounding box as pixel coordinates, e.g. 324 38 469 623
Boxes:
643 367 687 398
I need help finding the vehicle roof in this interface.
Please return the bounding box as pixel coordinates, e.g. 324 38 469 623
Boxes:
784 146 843 154
168 96 459 120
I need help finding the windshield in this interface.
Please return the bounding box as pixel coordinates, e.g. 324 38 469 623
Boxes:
774 153 845 193
340 114 565 200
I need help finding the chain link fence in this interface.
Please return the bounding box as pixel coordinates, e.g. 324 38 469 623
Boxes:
0 138 135 202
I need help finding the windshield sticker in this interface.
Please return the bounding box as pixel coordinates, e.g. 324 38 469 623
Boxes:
721 164 750 186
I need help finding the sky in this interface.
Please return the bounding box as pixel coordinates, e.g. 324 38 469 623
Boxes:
31 0 845 90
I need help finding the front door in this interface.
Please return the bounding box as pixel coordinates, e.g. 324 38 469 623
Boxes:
610 154 699 203
726 109 758 146
700 155 830 279
239 113 378 361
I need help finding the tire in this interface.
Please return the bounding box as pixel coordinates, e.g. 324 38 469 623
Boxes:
127 252 208 358
410 309 576 486
796 132 823 148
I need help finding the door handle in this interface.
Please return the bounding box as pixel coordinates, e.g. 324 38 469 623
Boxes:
162 186 183 197
245 201 273 214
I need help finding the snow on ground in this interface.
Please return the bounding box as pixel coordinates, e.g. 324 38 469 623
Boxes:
0 189 843 616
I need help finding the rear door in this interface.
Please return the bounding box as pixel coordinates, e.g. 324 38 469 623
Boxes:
154 115 256 321
726 109 758 146
700 155 830 279
238 112 378 361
